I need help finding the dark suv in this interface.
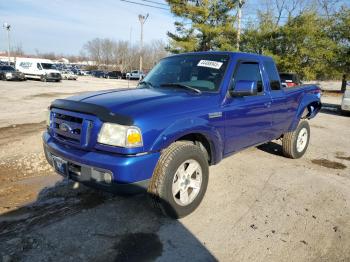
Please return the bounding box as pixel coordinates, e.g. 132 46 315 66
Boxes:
107 71 122 79
0 65 26 81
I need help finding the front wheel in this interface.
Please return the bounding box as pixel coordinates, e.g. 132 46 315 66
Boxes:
341 109 350 116
282 120 310 159
148 142 209 218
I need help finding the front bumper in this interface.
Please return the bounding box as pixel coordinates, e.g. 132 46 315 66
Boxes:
44 74 61 81
43 132 160 194
341 98 350 111
6 74 25 81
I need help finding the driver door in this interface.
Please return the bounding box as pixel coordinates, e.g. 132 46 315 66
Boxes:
223 61 273 155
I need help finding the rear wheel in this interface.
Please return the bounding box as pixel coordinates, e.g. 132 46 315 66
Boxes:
148 142 209 218
282 120 310 159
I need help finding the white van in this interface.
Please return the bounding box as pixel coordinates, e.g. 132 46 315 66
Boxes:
15 58 61 82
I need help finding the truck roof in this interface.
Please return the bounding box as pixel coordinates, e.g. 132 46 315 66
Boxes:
15 57 54 63
168 51 274 61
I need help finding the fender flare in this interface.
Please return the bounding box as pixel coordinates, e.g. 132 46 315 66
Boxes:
288 93 321 131
150 117 224 164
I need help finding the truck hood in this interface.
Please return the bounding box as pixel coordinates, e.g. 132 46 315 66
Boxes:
67 88 218 121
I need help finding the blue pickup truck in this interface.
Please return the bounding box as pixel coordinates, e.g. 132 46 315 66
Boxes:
43 52 321 218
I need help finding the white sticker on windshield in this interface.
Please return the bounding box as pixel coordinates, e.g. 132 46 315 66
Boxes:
197 60 223 69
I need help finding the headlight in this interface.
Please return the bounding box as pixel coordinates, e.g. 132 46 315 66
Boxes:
46 110 51 127
5 72 12 78
97 123 143 148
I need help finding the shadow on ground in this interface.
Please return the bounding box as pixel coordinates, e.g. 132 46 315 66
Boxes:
320 103 344 116
0 179 216 262
257 142 283 157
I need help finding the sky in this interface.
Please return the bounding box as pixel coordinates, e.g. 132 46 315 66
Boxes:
0 0 175 55
1 0 348 55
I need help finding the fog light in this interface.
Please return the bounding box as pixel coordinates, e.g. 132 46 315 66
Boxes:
103 172 112 184
91 168 112 184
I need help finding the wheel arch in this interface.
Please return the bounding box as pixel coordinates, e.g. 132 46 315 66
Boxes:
174 133 215 165
150 120 224 165
288 94 321 131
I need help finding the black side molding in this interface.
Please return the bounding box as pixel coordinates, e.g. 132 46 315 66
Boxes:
50 99 134 126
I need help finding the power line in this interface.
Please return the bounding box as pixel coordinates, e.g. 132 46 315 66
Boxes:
120 0 169 10
141 0 168 6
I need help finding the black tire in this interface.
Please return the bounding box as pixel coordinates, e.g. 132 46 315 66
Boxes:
282 120 310 159
148 142 209 218
341 109 350 116
41 76 47 82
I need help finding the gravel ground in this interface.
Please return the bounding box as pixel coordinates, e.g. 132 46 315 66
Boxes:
0 78 349 262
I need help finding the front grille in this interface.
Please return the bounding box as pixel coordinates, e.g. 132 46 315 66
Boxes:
49 73 61 78
52 112 83 144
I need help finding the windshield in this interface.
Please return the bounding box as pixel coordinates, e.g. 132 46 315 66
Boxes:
0 66 15 71
140 54 230 92
41 63 55 70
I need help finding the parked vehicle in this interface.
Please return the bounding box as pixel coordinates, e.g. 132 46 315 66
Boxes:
91 70 107 78
43 52 321 218
80 70 91 76
16 58 61 82
126 70 145 80
279 73 302 87
121 72 128 79
107 71 122 79
341 82 350 115
71 68 82 75
0 65 26 81
61 71 78 80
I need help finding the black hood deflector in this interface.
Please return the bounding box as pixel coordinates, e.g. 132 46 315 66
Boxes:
50 99 134 126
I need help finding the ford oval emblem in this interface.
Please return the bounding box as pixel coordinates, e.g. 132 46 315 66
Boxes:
59 122 72 133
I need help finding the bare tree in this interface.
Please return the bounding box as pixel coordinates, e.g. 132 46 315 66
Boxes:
100 38 114 68
12 44 25 57
82 37 168 72
83 38 103 65
317 0 341 17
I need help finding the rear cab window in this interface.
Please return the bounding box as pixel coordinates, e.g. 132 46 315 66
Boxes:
263 60 282 91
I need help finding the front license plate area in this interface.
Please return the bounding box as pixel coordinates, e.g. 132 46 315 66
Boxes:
52 155 68 176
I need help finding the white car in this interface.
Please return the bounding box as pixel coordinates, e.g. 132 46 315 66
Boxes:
61 70 77 80
126 70 145 80
341 87 350 115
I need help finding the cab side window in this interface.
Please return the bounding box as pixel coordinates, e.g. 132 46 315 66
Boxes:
263 61 281 90
233 62 264 94
37 63 42 70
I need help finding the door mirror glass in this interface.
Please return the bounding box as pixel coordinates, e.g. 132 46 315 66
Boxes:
231 80 257 97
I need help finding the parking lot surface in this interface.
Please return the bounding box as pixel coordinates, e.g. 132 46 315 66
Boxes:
0 78 349 261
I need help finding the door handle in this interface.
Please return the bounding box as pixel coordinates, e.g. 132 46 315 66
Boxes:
264 102 271 108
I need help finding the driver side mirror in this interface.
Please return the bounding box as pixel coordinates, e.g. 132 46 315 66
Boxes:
230 80 257 97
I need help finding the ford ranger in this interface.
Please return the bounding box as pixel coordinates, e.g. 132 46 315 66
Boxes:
43 52 321 218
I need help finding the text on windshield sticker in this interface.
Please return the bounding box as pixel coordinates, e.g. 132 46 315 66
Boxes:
197 60 223 69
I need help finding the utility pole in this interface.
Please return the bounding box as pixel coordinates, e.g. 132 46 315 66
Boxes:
3 23 11 65
138 14 149 77
236 0 243 51
129 26 132 73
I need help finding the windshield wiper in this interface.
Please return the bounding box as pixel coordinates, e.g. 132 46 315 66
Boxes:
160 83 202 94
138 80 154 88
